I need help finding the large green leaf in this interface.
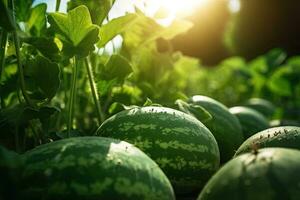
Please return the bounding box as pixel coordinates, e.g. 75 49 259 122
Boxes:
96 54 133 96
48 5 100 58
101 54 133 81
67 0 115 26
25 55 60 100
123 13 193 49
97 13 138 48
22 37 60 60
27 3 47 36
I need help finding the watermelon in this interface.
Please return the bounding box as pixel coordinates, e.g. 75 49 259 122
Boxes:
96 106 220 195
189 95 243 163
0 146 22 200
198 148 300 200
270 120 300 128
229 106 269 139
21 137 175 200
235 126 300 156
244 98 276 118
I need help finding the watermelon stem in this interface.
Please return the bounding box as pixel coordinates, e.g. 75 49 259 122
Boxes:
8 0 34 107
85 57 104 125
67 56 79 137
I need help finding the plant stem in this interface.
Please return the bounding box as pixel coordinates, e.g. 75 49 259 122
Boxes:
0 30 8 108
85 58 104 124
67 56 79 137
0 30 8 80
55 0 61 12
9 0 34 107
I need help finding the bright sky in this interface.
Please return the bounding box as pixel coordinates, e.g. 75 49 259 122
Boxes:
34 0 240 20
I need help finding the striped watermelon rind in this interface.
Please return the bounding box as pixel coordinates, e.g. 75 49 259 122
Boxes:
189 95 244 163
21 137 175 200
235 126 300 156
244 98 276 118
229 106 269 139
96 106 220 195
198 148 300 200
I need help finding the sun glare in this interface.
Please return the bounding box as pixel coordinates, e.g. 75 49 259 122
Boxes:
134 0 209 18
157 0 209 16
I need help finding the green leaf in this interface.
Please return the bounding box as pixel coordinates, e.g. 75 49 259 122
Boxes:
67 0 115 26
101 54 133 82
15 0 34 22
97 79 117 97
265 48 287 69
175 99 212 123
122 13 193 49
267 66 292 96
0 104 59 127
97 13 138 48
22 37 60 60
0 0 15 31
27 3 47 36
48 5 100 58
25 55 60 100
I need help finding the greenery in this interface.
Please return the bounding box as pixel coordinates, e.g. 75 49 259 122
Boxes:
0 1 300 199
0 0 299 152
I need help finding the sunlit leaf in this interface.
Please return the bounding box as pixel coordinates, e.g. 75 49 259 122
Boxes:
67 0 115 26
27 3 47 36
97 13 138 48
48 5 100 58
123 13 193 49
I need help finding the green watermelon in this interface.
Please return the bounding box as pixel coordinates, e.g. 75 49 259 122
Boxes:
229 106 269 139
198 148 300 200
96 106 220 195
189 95 243 163
235 126 300 156
21 137 175 200
270 120 300 128
0 146 22 200
244 98 276 118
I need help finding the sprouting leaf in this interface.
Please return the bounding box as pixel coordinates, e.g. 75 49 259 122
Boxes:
108 102 139 115
25 55 60 100
67 0 116 26
143 98 153 106
143 98 162 107
27 3 47 36
97 13 138 48
101 54 133 82
48 5 100 58
175 99 212 123
0 0 15 31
